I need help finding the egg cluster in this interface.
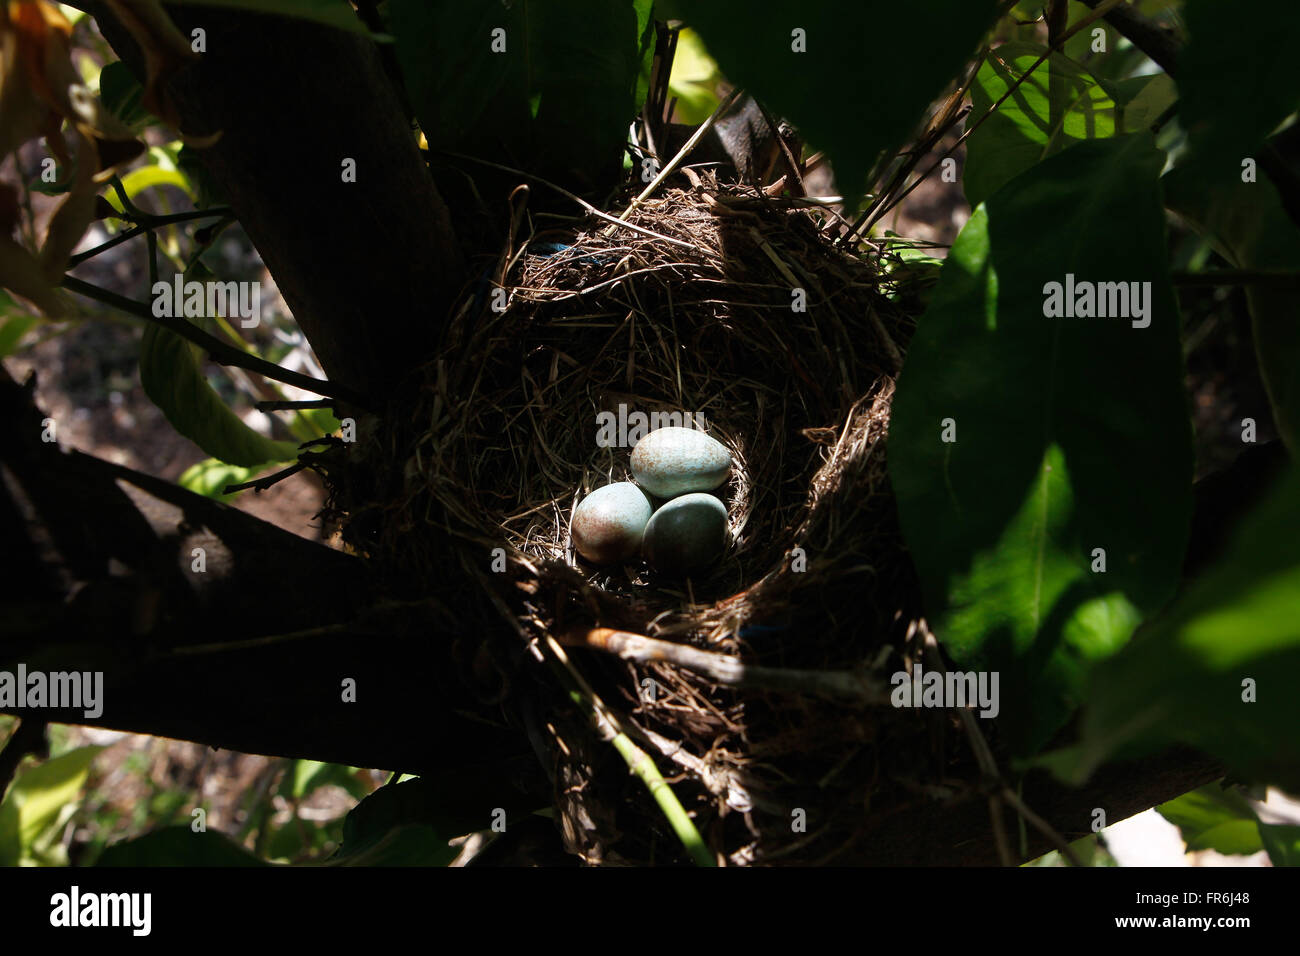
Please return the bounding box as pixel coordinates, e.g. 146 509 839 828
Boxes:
571 426 732 576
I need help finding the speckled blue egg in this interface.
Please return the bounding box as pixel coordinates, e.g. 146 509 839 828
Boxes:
571 482 654 564
642 492 729 576
630 427 731 499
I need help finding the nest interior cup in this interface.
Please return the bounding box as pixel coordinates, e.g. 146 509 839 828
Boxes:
392 188 908 608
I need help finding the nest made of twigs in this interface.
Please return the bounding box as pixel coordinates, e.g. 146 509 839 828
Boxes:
325 180 950 864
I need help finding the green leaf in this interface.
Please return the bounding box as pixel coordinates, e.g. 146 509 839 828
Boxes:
0 746 103 866
291 759 329 800
177 457 260 500
1038 468 1300 789
0 292 41 357
287 759 368 802
98 61 153 131
176 145 228 210
1108 73 1177 134
964 42 1117 208
658 0 1000 206
325 824 454 866
889 135 1193 756
139 320 299 467
1156 784 1264 856
1178 0 1300 179
1023 831 1118 867
336 763 542 866
1260 824 1300 867
95 826 270 866
631 0 656 121
164 0 374 36
301 405 341 437
119 165 194 205
391 0 647 195
667 28 722 124
1163 167 1300 453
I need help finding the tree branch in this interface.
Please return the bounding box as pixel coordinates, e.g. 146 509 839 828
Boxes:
0 367 522 775
60 275 373 408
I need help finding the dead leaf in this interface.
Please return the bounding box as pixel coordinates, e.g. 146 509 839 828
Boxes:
103 0 213 144
0 1 146 315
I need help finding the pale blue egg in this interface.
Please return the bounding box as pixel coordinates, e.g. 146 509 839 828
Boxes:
630 427 731 499
642 492 729 576
572 482 654 564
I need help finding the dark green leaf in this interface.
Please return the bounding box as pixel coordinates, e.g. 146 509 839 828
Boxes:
336 763 542 866
1038 468 1300 789
176 146 228 210
889 134 1193 756
391 0 647 195
631 0 656 120
139 320 299 467
1156 784 1264 855
658 0 1000 205
326 824 454 866
98 61 152 131
96 826 270 866
1260 824 1300 867
1163 167 1300 453
1179 0 1300 179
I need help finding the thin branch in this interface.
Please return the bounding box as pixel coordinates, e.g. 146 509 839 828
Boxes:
543 635 715 867
222 461 305 495
441 151 699 251
1002 783 1084 866
559 628 891 705
256 399 334 411
60 275 376 409
988 794 1016 867
860 0 1127 237
70 207 234 267
917 619 1080 867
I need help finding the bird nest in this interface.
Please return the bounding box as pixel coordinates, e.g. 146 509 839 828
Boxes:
323 182 953 864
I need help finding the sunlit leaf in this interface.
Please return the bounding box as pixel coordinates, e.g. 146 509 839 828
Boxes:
0 745 103 866
140 319 299 467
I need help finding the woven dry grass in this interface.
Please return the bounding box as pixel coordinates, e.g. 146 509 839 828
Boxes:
323 179 953 864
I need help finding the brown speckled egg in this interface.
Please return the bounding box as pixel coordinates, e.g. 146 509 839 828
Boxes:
571 482 654 564
630 426 731 499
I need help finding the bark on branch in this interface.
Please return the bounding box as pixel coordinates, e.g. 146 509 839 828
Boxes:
0 367 523 775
